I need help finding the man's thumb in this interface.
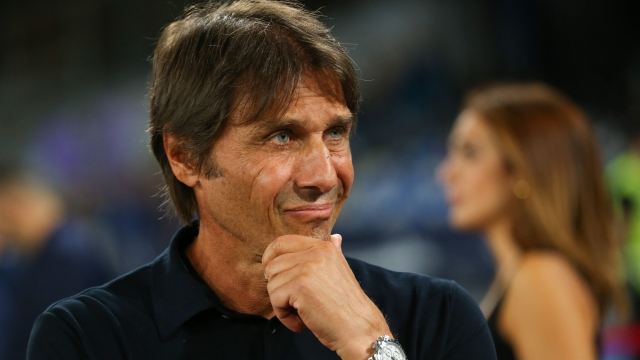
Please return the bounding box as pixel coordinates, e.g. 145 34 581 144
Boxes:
330 233 342 251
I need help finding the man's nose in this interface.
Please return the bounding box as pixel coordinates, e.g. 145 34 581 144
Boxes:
295 138 338 194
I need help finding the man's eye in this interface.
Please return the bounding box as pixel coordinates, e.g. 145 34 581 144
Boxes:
273 133 290 143
328 128 342 139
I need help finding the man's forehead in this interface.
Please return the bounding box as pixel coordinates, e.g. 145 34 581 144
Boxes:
296 70 345 100
228 70 349 127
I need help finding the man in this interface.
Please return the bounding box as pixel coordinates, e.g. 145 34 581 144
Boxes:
28 1 496 359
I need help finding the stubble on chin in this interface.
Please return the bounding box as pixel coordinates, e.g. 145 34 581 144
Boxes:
310 227 331 241
277 222 332 241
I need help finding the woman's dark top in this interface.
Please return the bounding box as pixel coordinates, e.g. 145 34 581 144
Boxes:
487 273 601 360
487 298 516 360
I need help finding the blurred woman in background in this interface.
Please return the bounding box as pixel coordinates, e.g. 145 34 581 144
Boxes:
438 83 626 359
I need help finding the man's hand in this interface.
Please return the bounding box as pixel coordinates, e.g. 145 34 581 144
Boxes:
262 234 392 360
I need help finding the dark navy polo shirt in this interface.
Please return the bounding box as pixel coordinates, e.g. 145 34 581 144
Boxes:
27 224 496 359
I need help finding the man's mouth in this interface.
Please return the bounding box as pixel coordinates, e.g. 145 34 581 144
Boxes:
283 203 335 221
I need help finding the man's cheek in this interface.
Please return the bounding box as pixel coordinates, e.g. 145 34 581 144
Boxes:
335 162 354 196
250 161 295 204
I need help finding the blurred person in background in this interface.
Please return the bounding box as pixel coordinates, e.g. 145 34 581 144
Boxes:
607 125 640 322
0 162 115 360
439 83 627 359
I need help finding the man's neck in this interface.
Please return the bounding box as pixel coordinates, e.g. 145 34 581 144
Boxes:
186 223 274 318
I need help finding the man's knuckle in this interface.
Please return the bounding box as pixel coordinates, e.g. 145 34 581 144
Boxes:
294 274 310 291
318 241 336 255
264 263 273 277
310 247 326 261
300 262 316 272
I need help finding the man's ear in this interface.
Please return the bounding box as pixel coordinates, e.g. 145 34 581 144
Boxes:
164 133 199 188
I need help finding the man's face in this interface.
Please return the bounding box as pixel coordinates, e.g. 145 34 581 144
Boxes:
194 71 354 254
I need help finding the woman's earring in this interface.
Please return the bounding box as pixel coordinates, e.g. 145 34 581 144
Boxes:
513 180 531 200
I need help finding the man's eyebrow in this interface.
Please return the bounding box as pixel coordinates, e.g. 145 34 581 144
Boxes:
254 114 354 132
251 118 308 133
328 114 355 127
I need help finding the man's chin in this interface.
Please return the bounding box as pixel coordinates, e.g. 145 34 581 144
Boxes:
280 223 332 241
309 228 331 241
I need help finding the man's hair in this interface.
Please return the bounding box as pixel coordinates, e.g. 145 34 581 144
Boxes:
148 0 361 224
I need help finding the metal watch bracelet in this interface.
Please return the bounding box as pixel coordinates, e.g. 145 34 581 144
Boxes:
368 335 407 360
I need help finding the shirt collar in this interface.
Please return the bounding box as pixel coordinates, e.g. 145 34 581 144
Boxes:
151 222 265 340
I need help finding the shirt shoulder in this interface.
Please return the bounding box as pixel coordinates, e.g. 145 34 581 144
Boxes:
27 263 155 360
47 261 154 317
346 257 496 360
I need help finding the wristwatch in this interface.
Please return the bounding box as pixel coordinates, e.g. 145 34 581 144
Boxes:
368 335 407 360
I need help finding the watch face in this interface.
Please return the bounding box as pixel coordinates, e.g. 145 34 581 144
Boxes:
380 342 406 360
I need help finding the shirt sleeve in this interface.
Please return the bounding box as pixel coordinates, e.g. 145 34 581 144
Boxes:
27 311 89 360
443 283 497 360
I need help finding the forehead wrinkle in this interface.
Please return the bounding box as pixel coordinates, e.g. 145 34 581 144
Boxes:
252 116 311 133
253 112 352 131
279 112 353 124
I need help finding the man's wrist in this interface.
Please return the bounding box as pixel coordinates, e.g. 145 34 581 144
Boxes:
336 335 375 360
336 331 393 360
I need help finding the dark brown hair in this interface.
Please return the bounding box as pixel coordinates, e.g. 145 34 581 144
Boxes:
148 0 361 223
464 82 626 316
